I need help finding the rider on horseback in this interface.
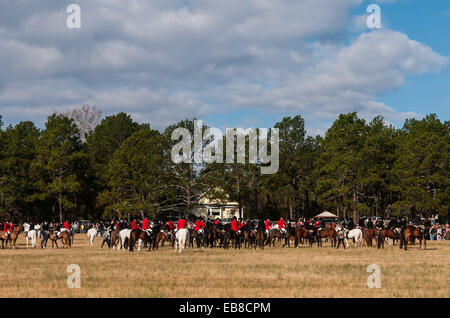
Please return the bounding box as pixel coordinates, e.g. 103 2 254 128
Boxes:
4 221 11 238
265 219 272 235
142 217 152 235
231 217 240 234
176 218 187 232
278 217 287 234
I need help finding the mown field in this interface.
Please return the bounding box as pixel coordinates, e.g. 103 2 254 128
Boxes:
1 234 449 298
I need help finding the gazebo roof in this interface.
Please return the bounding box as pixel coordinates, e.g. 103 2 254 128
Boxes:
314 211 338 218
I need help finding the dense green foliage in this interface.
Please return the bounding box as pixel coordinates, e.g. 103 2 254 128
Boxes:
0 111 448 222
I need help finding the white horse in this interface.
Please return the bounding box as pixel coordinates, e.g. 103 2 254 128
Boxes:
174 228 190 253
23 223 38 248
345 228 363 248
87 227 99 246
119 229 131 250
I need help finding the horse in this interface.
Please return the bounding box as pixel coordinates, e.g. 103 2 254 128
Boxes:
295 226 314 248
9 224 24 250
241 224 256 248
345 228 363 248
48 229 71 248
119 229 131 250
58 229 72 248
99 227 112 248
266 228 282 247
254 220 265 249
38 228 50 249
377 228 396 249
363 228 375 247
87 227 99 246
317 228 337 247
282 223 296 248
189 229 202 248
174 228 190 253
400 225 426 251
153 230 169 249
222 224 241 249
129 229 153 252
24 223 38 248
199 222 217 248
109 229 121 249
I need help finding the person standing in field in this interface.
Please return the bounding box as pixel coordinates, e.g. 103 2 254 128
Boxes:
336 228 346 249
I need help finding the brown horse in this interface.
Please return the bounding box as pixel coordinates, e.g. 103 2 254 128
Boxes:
317 228 336 247
153 231 169 250
295 227 314 247
282 225 296 248
254 229 265 249
400 225 426 251
48 229 71 248
59 230 72 248
266 229 282 247
364 228 375 247
242 228 256 248
109 229 121 249
0 224 23 249
377 228 396 249
9 224 24 250
129 229 153 252
0 231 10 249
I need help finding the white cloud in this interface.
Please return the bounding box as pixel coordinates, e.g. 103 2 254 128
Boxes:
0 0 447 131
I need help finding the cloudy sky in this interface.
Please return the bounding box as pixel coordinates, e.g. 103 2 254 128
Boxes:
0 0 449 135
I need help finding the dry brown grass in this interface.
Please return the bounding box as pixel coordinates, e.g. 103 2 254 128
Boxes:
1 235 449 297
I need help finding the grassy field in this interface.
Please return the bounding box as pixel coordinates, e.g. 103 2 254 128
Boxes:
1 234 449 298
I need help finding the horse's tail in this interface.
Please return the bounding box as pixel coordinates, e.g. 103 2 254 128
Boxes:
69 235 72 247
377 230 382 248
129 232 135 252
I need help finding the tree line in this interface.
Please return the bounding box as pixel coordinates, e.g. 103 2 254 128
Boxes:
0 106 448 222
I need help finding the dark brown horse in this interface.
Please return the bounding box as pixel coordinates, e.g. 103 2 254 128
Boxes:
242 226 256 248
266 229 282 247
400 225 426 251
317 228 336 247
282 224 296 248
295 227 314 247
254 229 265 250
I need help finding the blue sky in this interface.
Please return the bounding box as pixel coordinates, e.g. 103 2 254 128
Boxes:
0 0 448 135
206 0 450 134
376 0 450 122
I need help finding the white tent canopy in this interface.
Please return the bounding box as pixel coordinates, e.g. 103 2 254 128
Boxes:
314 211 338 218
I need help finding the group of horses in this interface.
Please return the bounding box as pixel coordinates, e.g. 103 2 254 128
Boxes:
87 220 429 253
0 223 75 250
0 220 428 252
